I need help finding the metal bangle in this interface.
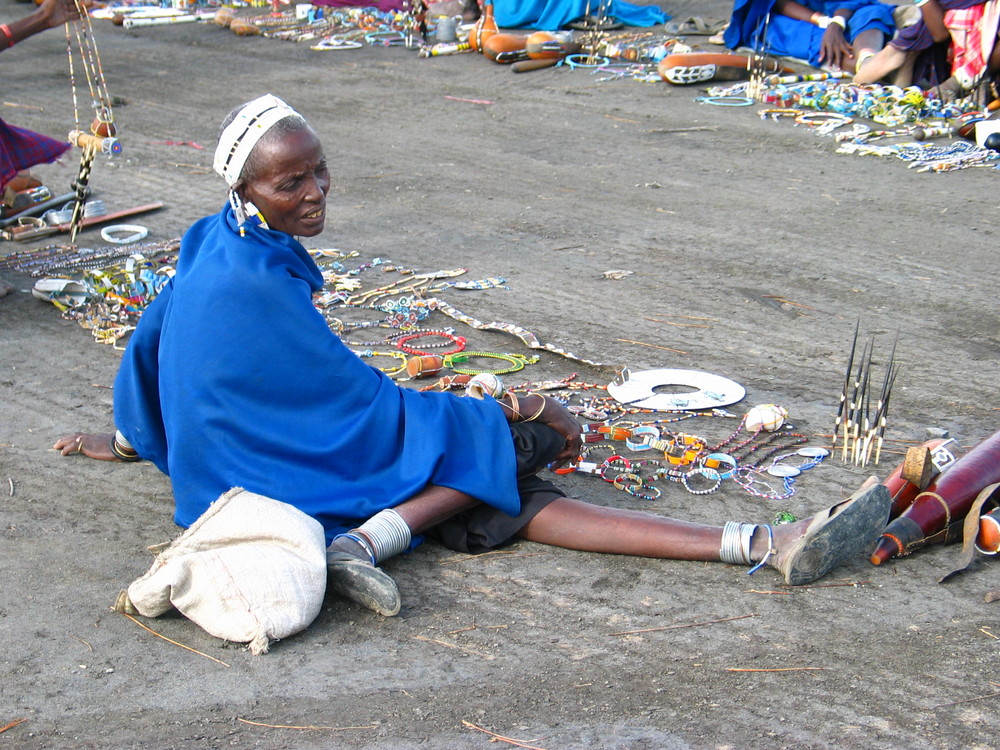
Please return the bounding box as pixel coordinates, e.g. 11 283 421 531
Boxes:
696 96 754 106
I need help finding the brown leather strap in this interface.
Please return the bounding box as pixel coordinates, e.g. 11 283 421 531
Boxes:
939 482 1000 583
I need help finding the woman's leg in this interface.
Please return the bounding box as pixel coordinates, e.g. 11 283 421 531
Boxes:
326 484 478 616
848 28 885 72
854 44 909 83
517 478 887 586
392 484 480 531
517 498 728 561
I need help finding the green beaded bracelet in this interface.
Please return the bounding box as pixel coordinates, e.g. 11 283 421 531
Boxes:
443 351 537 375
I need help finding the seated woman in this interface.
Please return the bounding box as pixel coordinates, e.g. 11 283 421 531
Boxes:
723 0 898 73
55 95 891 618
854 0 1000 100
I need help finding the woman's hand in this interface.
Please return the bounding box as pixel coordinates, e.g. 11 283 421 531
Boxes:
530 396 583 470
38 0 82 29
819 25 853 71
53 432 119 461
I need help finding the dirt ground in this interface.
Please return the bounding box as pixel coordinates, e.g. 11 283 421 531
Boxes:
1 1 999 748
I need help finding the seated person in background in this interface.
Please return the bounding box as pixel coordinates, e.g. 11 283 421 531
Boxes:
855 0 1000 100
55 95 892 618
1 0 81 298
0 0 80 192
723 0 898 73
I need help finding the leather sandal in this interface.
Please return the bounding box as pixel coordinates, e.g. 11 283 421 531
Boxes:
326 551 402 617
778 484 891 585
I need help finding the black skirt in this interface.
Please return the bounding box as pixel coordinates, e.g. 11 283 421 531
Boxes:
425 422 567 553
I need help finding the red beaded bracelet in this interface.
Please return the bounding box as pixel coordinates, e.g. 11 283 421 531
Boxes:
0 24 15 49
395 330 466 356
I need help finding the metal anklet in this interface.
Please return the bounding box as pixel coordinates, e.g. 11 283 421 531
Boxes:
747 524 775 575
720 521 757 565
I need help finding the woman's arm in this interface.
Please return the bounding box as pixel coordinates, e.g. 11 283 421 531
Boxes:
917 0 949 43
497 393 582 469
1 0 80 51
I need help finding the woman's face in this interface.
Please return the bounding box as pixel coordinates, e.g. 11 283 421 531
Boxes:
241 127 330 237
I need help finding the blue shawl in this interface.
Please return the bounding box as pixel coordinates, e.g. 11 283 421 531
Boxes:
723 0 896 66
114 205 520 543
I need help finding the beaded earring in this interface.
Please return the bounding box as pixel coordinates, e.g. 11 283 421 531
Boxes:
229 191 269 237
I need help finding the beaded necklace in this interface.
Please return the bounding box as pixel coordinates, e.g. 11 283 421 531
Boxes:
351 349 408 378
395 330 466 355
442 351 539 375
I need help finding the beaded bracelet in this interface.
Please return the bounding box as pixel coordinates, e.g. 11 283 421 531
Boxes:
682 466 723 495
339 326 406 348
0 24 14 49
581 423 633 442
701 452 737 479
628 458 667 485
794 112 853 128
613 472 662 502
395 330 466 355
612 472 643 492
624 483 662 501
664 433 706 467
564 53 611 68
599 455 632 483
662 466 687 483
581 441 615 457
444 351 537 375
626 425 659 451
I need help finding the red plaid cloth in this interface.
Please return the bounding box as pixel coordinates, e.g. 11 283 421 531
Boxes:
0 116 71 192
946 0 1000 90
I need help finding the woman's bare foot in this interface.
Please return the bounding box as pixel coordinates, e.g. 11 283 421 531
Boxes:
935 76 966 102
854 45 907 83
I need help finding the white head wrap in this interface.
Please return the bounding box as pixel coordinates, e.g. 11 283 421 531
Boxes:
213 94 303 186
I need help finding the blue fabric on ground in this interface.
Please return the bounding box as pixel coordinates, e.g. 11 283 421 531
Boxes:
494 0 668 30
114 204 520 544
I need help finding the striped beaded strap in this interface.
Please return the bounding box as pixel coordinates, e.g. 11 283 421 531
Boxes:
432 299 611 369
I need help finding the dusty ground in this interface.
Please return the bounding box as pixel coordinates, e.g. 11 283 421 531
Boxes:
1 1 999 748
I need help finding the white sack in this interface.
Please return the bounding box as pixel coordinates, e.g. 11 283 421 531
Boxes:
117 487 327 655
